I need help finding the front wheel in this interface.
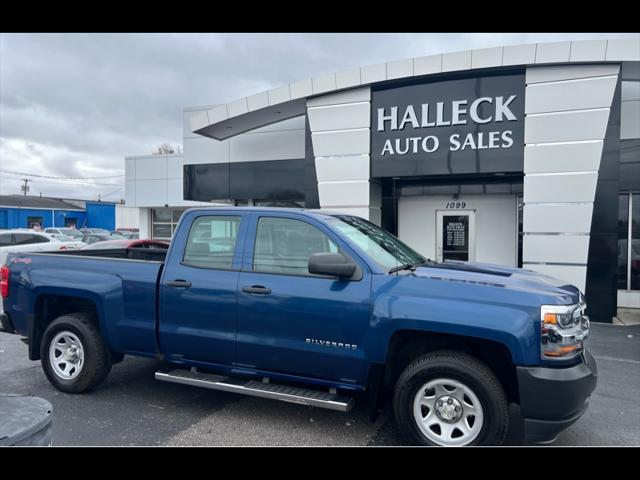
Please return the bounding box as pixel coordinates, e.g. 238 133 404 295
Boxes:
393 350 509 446
40 313 112 393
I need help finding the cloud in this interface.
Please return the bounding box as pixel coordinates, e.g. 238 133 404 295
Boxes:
1 32 638 199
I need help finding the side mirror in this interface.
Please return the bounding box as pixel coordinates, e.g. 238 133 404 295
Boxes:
308 252 357 279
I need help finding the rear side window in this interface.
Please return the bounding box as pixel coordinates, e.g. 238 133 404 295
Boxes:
183 216 241 269
14 233 49 245
253 217 338 276
0 233 12 246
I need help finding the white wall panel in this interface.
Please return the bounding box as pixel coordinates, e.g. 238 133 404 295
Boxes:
523 203 594 233
318 181 371 208
125 181 136 207
307 87 370 108
315 155 370 182
523 234 590 264
569 40 607 62
361 63 386 84
534 41 571 64
228 98 249 117
188 110 210 134
525 76 618 114
312 73 337 95
307 102 370 132
319 206 373 221
290 79 313 100
413 54 442 76
336 68 361 90
522 263 586 292
442 50 471 72
125 157 136 181
247 91 269 112
526 64 619 84
621 100 640 139
605 39 640 61
135 156 168 180
183 137 229 165
524 141 604 173
387 58 413 80
524 173 598 204
230 129 305 162
135 180 168 207
502 44 536 66
268 85 291 106
471 47 503 69
311 129 370 157
167 156 183 179
167 178 185 206
525 109 611 143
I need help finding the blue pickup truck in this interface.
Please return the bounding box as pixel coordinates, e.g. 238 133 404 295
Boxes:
0 207 597 446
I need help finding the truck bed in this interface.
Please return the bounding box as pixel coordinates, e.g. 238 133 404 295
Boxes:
55 246 168 262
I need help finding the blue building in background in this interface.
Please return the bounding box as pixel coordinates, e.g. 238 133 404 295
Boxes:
0 195 116 230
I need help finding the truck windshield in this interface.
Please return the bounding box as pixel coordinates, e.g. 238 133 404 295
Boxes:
326 215 426 272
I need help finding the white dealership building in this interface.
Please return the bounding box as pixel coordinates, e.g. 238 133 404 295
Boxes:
124 38 640 322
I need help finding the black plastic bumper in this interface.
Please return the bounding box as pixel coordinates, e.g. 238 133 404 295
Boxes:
517 350 598 444
0 312 16 334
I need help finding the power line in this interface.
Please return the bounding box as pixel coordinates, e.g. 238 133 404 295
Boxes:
1 171 122 187
0 169 125 180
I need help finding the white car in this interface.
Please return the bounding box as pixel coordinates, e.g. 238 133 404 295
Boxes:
0 229 73 313
46 233 86 250
0 230 72 266
44 227 84 240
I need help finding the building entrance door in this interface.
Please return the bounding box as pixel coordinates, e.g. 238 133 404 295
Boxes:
436 210 476 262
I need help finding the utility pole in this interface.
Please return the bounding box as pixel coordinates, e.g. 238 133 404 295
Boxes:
20 178 32 196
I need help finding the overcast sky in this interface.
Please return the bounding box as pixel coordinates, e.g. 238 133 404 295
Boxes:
1 32 638 201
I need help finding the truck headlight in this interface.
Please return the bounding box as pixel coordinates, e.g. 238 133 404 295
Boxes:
540 302 590 360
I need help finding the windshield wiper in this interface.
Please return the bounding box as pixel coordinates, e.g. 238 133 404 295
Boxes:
388 263 418 274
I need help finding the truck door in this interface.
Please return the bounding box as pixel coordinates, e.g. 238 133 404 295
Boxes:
235 213 371 386
158 212 247 366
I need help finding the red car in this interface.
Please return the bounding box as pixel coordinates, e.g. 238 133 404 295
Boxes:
81 239 170 250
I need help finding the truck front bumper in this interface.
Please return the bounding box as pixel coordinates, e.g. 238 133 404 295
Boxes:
517 350 598 444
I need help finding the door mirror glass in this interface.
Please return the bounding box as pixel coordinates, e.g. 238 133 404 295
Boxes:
308 252 357 278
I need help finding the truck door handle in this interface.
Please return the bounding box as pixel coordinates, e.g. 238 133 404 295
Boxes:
167 279 192 288
242 285 271 295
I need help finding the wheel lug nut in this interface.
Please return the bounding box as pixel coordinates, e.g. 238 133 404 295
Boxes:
447 398 453 404
455 406 460 411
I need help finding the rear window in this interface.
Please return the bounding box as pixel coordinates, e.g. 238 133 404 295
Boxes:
182 216 241 269
0 233 12 246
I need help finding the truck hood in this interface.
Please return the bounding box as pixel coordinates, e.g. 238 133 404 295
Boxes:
405 260 580 304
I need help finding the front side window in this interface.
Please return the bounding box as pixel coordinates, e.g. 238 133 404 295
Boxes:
326 215 425 272
253 217 338 276
183 216 241 269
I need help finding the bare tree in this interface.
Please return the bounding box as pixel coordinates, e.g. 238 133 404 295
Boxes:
153 143 175 155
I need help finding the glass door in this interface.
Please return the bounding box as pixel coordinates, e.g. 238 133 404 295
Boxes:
436 210 476 262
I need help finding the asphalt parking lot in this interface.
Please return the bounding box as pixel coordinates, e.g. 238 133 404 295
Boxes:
1 322 638 446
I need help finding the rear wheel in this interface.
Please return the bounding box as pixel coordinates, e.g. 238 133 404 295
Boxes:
40 313 112 393
393 350 509 446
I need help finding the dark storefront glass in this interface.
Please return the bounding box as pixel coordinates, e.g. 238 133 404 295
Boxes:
618 194 629 289
442 215 469 261
632 195 640 290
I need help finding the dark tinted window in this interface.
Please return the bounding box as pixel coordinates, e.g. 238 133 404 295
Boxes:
14 233 48 245
0 233 12 246
253 217 337 275
183 216 241 269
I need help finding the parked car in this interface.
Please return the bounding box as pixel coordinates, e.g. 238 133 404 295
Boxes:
82 239 169 250
0 207 596 446
46 234 86 250
0 230 70 266
80 233 124 245
112 230 139 240
43 228 83 240
80 228 111 235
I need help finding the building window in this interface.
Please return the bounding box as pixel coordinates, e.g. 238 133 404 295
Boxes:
151 207 187 240
618 193 640 291
26 216 44 229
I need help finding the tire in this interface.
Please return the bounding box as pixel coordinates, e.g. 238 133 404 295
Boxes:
393 350 509 446
40 313 112 393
